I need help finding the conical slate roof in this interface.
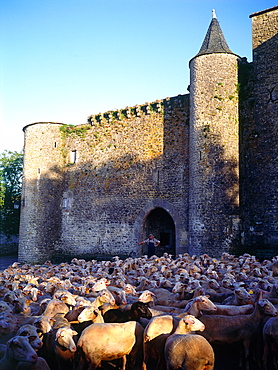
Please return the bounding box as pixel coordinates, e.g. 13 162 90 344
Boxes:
194 10 235 58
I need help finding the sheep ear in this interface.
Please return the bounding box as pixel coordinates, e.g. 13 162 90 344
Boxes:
183 317 194 325
20 330 29 336
10 337 21 346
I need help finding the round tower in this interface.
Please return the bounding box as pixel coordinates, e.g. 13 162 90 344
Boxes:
188 10 241 257
18 122 64 264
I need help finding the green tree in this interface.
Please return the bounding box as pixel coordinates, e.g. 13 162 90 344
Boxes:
0 151 23 238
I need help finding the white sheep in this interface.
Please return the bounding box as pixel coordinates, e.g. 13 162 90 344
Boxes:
76 321 144 370
165 317 214 370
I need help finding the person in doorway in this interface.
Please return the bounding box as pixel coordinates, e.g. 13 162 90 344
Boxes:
138 234 160 258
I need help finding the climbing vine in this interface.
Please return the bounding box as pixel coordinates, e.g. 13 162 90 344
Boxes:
59 124 91 139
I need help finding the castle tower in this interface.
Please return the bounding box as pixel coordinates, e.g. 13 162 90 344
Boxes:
188 10 241 256
244 7 278 250
18 122 64 264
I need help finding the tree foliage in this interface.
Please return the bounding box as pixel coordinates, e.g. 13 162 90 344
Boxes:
0 151 23 237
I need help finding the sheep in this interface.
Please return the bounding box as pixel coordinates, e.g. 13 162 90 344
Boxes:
0 312 18 337
71 306 104 336
198 299 278 370
222 286 253 305
90 278 109 292
2 253 278 369
0 286 10 298
149 305 185 315
64 306 86 322
0 336 38 370
77 304 105 324
142 295 216 367
103 301 152 323
80 288 116 318
52 290 77 309
0 301 13 314
183 295 217 317
13 297 32 316
144 315 207 370
76 321 144 370
203 303 254 316
22 286 40 303
41 326 78 370
107 286 128 306
42 299 70 318
16 324 43 350
262 316 278 370
147 288 178 306
164 316 214 370
32 316 54 335
137 290 156 306
3 290 18 304
16 357 51 370
147 295 216 318
254 283 278 302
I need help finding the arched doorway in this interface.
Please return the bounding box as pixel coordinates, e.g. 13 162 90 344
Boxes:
143 207 176 257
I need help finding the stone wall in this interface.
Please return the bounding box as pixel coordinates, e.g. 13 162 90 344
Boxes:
19 97 190 263
55 96 189 260
19 123 65 264
188 53 240 257
244 7 278 249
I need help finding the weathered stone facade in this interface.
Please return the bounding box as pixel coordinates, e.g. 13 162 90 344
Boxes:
189 52 240 257
241 7 278 249
18 6 278 264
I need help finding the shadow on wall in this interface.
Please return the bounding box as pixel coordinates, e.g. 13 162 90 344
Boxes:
240 31 278 250
191 124 240 256
19 94 243 262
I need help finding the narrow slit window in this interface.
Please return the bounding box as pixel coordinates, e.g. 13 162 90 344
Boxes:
70 150 77 164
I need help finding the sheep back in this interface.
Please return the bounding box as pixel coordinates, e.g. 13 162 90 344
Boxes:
165 333 214 370
77 321 144 368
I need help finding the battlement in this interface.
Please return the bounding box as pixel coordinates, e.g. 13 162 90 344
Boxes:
87 94 189 125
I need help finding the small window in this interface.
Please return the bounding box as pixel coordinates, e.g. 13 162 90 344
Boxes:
69 150 77 164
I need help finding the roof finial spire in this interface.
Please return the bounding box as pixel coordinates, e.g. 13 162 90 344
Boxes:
212 9 217 19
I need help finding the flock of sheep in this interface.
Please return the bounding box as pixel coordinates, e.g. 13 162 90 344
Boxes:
0 251 278 370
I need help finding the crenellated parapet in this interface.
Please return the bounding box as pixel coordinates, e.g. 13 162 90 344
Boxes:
87 95 188 126
87 101 163 125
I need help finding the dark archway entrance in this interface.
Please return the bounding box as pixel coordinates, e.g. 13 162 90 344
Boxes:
144 207 176 257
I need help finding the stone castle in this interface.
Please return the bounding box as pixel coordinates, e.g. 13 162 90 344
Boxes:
19 6 278 264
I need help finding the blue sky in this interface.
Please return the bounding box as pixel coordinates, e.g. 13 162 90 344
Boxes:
1 0 277 153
